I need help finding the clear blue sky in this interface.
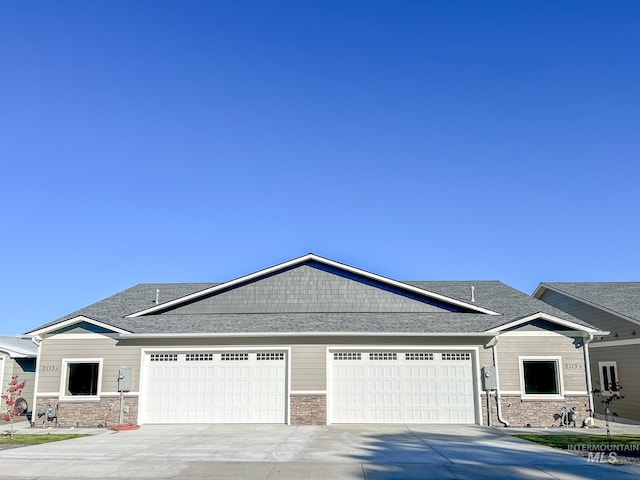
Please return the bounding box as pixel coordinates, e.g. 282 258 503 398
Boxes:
1 1 639 335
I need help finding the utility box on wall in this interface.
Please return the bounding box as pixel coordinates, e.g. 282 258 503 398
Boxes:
118 368 132 392
481 366 498 391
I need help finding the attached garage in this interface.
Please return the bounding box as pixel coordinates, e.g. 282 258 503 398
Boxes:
329 349 477 424
141 350 287 424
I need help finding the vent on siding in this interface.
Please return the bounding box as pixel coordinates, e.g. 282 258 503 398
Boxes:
333 352 362 361
441 352 471 361
369 352 398 361
256 352 285 361
150 353 178 362
185 353 214 362
221 353 249 361
405 352 434 361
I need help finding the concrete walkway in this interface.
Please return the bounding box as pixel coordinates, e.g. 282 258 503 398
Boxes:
1 423 639 479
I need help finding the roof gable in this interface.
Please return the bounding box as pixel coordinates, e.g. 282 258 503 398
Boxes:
535 282 640 325
128 254 498 317
26 255 600 337
485 312 601 334
28 315 132 336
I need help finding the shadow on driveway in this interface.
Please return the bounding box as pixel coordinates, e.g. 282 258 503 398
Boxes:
331 425 639 480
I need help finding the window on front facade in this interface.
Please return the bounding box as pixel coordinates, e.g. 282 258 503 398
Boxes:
599 362 619 392
65 362 100 396
522 360 560 395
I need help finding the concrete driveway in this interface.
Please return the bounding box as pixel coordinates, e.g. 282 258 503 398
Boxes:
1 424 639 479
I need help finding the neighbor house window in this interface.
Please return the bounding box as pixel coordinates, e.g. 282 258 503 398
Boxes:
62 359 102 398
520 357 562 397
599 362 619 393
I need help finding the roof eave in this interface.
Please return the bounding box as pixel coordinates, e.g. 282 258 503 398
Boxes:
0 348 36 359
118 331 497 339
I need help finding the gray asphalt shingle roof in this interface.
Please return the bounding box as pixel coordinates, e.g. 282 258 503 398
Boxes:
0 335 38 357
31 280 594 335
540 282 640 322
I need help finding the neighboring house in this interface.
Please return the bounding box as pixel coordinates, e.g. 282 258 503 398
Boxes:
0 335 38 418
26 254 604 428
534 282 640 422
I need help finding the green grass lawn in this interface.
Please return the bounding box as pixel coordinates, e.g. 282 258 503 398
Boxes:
514 434 640 454
0 434 88 446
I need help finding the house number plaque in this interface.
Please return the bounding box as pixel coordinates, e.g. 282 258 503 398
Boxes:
563 363 582 370
42 365 59 372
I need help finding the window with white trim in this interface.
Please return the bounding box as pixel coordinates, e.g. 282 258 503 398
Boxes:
520 357 562 397
599 361 619 393
62 359 102 397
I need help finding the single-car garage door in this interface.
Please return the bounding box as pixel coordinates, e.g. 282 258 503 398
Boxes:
329 350 476 424
142 351 287 423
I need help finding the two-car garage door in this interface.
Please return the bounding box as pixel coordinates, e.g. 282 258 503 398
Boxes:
141 351 287 423
329 350 476 424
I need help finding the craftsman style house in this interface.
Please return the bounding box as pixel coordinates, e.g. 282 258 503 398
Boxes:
26 254 603 427
535 282 640 422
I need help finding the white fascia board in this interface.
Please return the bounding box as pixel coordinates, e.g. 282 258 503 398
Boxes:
485 312 603 335
531 284 546 298
534 284 640 328
0 348 32 359
590 338 640 348
126 253 500 317
27 315 132 336
119 331 495 339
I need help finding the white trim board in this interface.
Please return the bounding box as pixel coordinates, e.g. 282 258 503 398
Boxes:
28 316 131 336
590 338 640 348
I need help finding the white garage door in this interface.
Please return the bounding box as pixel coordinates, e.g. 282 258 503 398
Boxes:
330 350 476 424
142 351 287 424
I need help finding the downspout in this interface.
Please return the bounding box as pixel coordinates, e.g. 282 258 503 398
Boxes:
31 336 43 427
492 335 510 427
583 334 595 415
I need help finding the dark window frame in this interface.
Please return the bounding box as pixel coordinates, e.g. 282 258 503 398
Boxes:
63 360 101 397
521 358 562 396
599 361 619 393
